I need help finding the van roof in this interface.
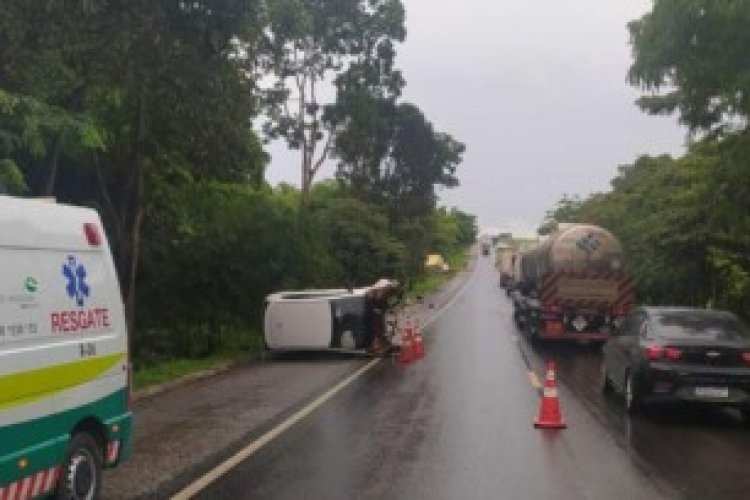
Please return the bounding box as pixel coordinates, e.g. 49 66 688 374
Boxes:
0 195 104 250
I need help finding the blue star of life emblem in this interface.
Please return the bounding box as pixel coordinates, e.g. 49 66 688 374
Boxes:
63 255 90 307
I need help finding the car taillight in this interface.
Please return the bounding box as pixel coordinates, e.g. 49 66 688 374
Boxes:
742 352 750 365
645 345 664 361
665 347 682 361
645 345 682 361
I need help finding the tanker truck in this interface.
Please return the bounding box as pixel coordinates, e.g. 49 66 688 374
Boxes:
513 223 634 342
495 243 516 289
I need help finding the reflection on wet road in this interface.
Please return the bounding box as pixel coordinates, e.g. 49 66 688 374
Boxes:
197 259 750 499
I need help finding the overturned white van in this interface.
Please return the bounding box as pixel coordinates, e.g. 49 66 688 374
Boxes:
264 279 402 352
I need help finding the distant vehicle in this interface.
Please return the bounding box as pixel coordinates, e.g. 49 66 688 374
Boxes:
602 307 750 418
425 254 450 273
513 223 633 342
495 244 515 289
0 196 132 499
478 233 492 256
264 279 402 352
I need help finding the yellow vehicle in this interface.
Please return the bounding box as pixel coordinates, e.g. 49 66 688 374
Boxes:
424 254 449 272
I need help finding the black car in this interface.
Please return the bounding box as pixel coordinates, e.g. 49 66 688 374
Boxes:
602 306 750 418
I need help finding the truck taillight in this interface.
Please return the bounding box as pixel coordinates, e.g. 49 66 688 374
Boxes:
612 304 628 316
742 352 750 365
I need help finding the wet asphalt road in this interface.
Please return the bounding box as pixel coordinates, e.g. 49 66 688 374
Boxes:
194 258 750 500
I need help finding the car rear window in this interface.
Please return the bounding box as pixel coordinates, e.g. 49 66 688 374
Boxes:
655 311 750 341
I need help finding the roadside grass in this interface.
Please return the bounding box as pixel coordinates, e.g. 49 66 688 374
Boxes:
133 331 265 392
133 354 238 391
408 245 471 301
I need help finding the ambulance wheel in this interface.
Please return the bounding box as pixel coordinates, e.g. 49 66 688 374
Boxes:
57 432 103 500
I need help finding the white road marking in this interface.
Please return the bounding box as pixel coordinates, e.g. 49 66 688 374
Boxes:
172 266 477 499
420 268 477 329
172 358 381 499
528 371 542 390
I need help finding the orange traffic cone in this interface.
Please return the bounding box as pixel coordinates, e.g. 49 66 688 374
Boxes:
398 317 415 363
413 319 425 358
534 359 566 429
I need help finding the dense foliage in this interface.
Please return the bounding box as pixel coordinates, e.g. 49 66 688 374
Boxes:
546 1 750 319
0 1 474 363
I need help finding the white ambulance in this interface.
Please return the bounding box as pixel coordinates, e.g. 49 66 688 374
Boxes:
0 196 132 499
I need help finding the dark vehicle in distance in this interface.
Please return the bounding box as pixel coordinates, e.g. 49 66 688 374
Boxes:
602 307 750 418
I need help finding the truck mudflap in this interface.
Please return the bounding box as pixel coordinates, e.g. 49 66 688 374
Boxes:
533 318 611 342
538 327 608 342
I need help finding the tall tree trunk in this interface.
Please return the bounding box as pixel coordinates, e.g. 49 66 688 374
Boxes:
43 134 62 196
112 91 147 338
124 163 145 337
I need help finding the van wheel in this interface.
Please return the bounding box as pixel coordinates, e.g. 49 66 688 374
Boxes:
57 432 102 500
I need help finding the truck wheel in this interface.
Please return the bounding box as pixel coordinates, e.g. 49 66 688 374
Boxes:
57 432 103 500
529 324 540 344
524 316 538 341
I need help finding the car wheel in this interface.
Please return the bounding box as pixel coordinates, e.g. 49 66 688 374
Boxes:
57 432 103 500
624 370 641 414
740 407 750 426
601 363 613 394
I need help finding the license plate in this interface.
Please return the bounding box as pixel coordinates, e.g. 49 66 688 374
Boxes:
694 387 729 398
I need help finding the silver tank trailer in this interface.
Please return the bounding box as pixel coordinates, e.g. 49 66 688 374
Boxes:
520 224 623 288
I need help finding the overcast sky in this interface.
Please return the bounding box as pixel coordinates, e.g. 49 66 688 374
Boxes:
265 0 686 236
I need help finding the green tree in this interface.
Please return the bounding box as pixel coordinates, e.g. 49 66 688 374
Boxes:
627 0 750 317
0 1 268 331
628 0 750 136
259 0 406 196
308 182 407 286
335 101 464 220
